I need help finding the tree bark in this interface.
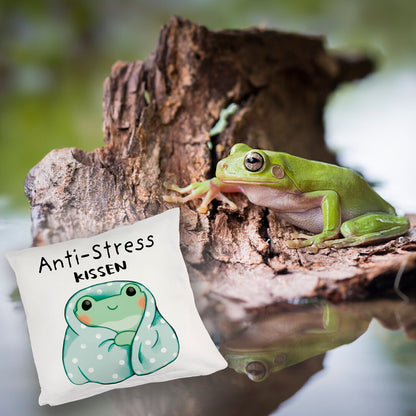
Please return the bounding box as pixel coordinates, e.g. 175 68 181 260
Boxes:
25 17 416 313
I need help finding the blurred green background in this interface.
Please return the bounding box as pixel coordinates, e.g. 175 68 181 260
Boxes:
1 0 415 212
1 4 416 414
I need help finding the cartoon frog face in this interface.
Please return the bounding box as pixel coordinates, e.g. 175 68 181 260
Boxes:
75 283 146 333
63 281 179 386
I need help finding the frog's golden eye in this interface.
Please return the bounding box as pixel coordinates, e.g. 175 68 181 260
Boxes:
245 361 267 381
244 151 264 172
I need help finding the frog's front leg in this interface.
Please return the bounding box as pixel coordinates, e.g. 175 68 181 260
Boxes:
164 178 239 213
286 190 341 249
315 212 410 249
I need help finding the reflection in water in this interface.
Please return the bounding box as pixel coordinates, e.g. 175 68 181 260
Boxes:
221 304 369 382
2 218 416 415
108 298 416 416
109 356 324 416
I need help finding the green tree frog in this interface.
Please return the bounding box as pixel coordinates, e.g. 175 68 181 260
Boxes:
164 143 409 249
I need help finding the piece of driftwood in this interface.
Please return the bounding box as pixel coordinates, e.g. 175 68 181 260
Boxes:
25 17 416 313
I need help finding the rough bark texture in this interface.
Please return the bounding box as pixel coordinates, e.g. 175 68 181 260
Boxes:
25 17 416 312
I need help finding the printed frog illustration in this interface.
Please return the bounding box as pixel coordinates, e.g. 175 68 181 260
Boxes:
164 143 410 250
75 283 147 347
63 281 179 385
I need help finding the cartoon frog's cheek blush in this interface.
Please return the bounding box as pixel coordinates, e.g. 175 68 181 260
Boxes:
63 281 179 385
76 314 91 326
138 296 146 309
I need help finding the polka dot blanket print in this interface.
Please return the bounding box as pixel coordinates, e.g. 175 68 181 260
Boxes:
63 281 180 385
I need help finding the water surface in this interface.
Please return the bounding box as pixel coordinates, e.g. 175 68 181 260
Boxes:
1 217 415 415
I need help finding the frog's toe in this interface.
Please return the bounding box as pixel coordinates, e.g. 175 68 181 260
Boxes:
289 232 312 240
286 238 313 249
285 239 298 248
163 182 181 192
315 236 364 249
164 182 198 194
163 194 177 203
163 194 185 203
306 245 320 254
286 233 336 250
215 193 238 210
197 205 209 214
286 238 327 253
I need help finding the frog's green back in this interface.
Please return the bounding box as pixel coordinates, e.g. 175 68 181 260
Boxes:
273 152 396 217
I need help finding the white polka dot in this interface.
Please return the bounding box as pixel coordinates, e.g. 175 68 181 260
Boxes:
160 319 165 324
97 289 103 294
112 373 119 379
80 324 86 329
96 333 102 339
68 373 73 378
80 344 86 349
72 358 78 364
172 334 176 339
68 303 74 308
149 358 156 364
88 368 94 373
135 336 139 341
145 311 151 317
86 288 91 291
119 360 125 365
107 283 113 286
65 335 70 341
161 347 167 353
145 340 151 346
173 352 177 357
97 354 103 360
147 324 151 329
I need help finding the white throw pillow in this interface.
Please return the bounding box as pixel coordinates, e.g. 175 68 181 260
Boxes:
7 208 227 405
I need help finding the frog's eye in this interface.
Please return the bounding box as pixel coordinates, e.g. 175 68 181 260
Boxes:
81 300 92 311
244 151 264 172
126 286 137 297
121 283 141 297
76 296 95 313
245 361 268 381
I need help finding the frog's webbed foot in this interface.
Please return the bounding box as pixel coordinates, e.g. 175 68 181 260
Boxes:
286 231 340 252
214 192 238 211
163 180 237 214
163 182 208 204
289 232 313 240
313 213 412 249
163 182 191 194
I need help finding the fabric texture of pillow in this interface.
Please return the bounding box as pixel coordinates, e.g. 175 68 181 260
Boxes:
7 208 227 405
